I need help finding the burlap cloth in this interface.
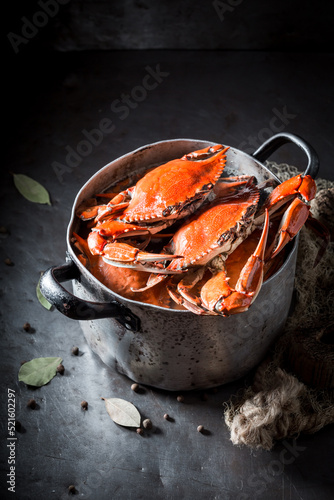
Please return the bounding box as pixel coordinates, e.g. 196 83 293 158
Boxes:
224 162 334 450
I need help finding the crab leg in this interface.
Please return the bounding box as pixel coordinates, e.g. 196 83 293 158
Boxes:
102 242 183 274
167 279 215 315
167 267 215 315
132 272 170 292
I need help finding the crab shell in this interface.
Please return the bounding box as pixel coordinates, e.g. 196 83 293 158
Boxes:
118 144 229 223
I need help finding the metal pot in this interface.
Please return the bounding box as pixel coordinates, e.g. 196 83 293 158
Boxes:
40 133 318 391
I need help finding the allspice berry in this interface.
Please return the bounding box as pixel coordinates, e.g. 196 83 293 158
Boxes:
142 418 152 430
163 413 170 421
23 322 31 332
81 400 88 410
71 346 79 356
197 425 204 433
4 258 14 266
27 398 36 409
131 383 139 392
56 364 65 375
136 428 143 435
68 485 76 494
176 395 184 403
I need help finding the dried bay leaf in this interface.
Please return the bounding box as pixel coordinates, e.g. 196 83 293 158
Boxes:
13 173 51 205
102 397 141 428
18 357 62 387
36 275 52 310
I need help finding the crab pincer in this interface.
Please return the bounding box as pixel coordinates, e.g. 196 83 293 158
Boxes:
101 242 183 274
261 174 329 262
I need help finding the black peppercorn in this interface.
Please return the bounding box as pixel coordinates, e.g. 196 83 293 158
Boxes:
57 364 65 375
27 398 36 409
81 400 88 410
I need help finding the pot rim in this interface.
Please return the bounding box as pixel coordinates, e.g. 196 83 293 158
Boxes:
66 137 297 314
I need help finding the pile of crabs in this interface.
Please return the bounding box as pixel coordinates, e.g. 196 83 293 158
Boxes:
74 144 327 316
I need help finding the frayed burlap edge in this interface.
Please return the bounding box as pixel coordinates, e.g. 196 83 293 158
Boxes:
223 163 334 451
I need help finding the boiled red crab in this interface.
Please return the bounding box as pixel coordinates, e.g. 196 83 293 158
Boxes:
76 143 328 316
78 143 229 228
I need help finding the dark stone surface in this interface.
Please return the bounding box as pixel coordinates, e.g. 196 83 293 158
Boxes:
1 49 333 499
5 0 333 52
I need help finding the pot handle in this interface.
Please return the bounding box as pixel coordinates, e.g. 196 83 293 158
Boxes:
251 132 319 179
39 259 141 332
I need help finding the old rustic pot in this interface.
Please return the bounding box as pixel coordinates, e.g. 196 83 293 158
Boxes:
40 132 318 391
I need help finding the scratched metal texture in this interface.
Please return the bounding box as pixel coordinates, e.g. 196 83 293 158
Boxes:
1 50 333 499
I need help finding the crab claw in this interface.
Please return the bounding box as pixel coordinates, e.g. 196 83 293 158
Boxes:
167 280 215 315
213 208 270 315
95 187 136 222
101 242 183 273
268 198 310 260
264 174 316 214
87 221 151 256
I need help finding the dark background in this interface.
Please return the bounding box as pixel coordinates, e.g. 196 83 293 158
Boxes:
1 1 334 499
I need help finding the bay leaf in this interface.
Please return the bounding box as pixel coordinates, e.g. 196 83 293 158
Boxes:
36 275 52 310
102 397 141 428
13 173 51 205
18 357 62 387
